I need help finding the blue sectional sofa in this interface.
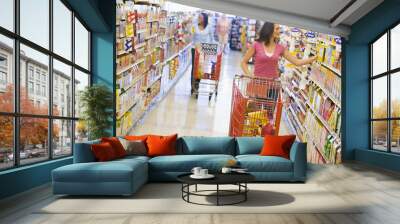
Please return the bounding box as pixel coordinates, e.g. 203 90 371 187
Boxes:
52 136 307 196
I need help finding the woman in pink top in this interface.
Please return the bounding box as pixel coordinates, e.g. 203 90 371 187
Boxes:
241 22 316 78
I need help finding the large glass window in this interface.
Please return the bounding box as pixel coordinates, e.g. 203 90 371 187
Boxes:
391 24 400 70
0 116 13 169
53 59 72 117
20 44 49 115
0 1 91 169
74 18 90 70
53 119 72 158
74 69 89 118
20 0 49 49
0 0 14 32
53 0 72 60
372 34 387 77
371 23 400 153
19 117 49 165
0 35 14 113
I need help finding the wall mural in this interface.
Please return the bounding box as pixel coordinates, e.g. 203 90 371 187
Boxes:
115 1 342 164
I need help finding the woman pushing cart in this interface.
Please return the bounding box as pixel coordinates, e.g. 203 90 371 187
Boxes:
191 43 222 100
232 22 316 137
190 12 222 100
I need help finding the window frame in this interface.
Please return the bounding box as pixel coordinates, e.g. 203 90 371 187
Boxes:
370 20 400 154
0 0 92 171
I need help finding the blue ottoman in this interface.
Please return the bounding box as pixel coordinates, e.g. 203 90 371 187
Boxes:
52 157 148 196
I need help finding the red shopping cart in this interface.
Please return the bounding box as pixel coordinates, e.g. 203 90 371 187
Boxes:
229 74 283 137
191 43 223 101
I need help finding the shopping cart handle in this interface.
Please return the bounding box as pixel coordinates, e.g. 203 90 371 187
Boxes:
235 74 280 81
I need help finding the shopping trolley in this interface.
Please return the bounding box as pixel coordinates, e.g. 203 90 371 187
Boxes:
229 74 283 137
191 43 223 101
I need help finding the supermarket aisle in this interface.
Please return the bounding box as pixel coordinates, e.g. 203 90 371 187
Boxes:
131 50 290 136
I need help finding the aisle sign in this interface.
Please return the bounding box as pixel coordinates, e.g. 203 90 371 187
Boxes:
291 28 300 32
305 31 315 38
124 38 133 52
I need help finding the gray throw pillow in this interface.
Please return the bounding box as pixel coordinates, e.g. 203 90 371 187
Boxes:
119 138 147 156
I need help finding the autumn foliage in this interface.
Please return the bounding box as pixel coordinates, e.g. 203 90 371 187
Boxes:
0 85 59 150
372 99 400 141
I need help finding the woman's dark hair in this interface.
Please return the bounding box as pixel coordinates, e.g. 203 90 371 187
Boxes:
257 22 275 45
200 12 209 28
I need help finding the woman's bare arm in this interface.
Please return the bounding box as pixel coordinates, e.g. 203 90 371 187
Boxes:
241 46 255 75
283 49 316 66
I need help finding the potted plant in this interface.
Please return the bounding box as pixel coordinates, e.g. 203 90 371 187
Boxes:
79 84 113 140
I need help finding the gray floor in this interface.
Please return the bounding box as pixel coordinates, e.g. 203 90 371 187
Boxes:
1 163 400 224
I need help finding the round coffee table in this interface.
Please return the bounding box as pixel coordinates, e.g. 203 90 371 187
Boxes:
177 173 255 206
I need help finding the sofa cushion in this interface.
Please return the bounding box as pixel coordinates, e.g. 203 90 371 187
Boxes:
125 135 149 141
149 154 235 172
260 135 296 159
101 137 127 158
73 140 100 163
115 155 150 163
235 137 263 155
91 142 118 162
53 158 147 183
236 155 293 172
147 134 178 157
119 138 147 156
177 136 236 155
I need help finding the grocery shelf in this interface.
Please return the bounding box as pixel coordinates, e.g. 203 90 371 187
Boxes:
147 75 162 88
117 58 145 76
135 42 146 49
305 100 340 141
279 26 342 164
307 135 328 163
145 33 159 40
116 0 192 135
117 94 143 120
283 108 304 142
292 66 341 108
320 62 341 77
308 76 341 108
288 105 305 132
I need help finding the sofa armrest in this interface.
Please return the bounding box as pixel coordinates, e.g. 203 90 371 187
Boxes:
289 141 307 181
73 140 100 163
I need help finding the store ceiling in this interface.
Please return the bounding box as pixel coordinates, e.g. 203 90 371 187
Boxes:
170 0 384 38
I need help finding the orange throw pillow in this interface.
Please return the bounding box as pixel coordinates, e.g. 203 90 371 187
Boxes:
125 135 149 141
260 135 296 159
146 134 178 157
91 142 117 162
101 137 126 158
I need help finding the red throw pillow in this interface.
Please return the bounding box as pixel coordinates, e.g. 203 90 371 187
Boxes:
101 137 126 158
91 142 117 162
146 134 178 157
260 135 296 159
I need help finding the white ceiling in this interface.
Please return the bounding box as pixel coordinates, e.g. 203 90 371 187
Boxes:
224 0 353 22
170 0 384 37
